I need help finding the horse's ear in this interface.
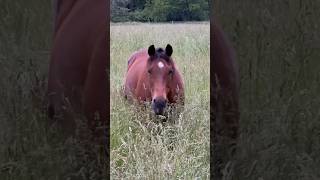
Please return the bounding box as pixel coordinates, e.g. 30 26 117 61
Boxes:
148 45 155 57
165 44 173 57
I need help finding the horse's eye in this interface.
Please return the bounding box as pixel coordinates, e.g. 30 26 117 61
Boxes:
148 69 152 74
169 69 174 75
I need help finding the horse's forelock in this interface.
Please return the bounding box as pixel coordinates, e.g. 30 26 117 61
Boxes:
156 48 164 53
148 47 172 62
156 50 171 62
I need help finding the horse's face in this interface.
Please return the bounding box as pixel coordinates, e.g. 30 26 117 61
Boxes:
146 44 175 115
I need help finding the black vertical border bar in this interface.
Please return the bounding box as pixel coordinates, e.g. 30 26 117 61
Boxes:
105 0 111 178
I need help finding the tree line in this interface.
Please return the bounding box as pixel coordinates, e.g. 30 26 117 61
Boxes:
111 0 209 22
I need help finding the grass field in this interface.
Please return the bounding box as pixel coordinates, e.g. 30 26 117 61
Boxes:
110 22 210 179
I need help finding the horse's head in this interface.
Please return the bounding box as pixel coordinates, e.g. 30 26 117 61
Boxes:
146 44 175 115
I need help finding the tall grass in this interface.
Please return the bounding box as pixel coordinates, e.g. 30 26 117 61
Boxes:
0 1 106 179
110 22 210 179
216 0 320 179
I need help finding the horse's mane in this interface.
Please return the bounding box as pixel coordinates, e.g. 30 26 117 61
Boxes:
154 48 171 62
156 48 164 53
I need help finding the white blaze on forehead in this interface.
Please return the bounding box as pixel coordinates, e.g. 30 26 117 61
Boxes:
158 61 164 69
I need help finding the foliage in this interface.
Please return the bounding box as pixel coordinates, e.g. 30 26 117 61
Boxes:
111 0 209 22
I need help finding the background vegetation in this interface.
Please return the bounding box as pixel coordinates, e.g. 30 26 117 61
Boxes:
111 0 209 22
110 22 210 179
216 0 320 179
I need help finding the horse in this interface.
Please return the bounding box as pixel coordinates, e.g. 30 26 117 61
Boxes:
124 44 184 118
47 0 108 137
212 21 240 178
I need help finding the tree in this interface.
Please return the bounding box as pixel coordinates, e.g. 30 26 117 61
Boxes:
111 0 131 22
110 0 209 22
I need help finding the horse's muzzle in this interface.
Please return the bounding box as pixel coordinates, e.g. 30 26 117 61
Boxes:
152 98 167 115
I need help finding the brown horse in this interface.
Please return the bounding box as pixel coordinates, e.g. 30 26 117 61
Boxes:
124 44 184 116
47 0 108 135
212 21 240 178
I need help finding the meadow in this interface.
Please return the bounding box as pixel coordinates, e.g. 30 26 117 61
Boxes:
110 22 210 179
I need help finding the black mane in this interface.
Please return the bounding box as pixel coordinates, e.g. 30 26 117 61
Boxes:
156 48 164 53
154 48 170 62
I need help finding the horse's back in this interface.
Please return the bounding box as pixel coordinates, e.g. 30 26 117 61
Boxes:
49 0 106 97
127 49 148 71
213 23 239 95
212 21 240 179
48 0 107 132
